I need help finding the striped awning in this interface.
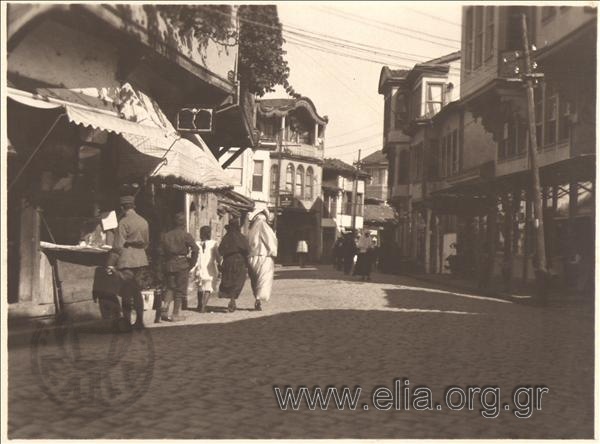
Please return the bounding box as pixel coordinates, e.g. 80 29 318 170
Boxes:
8 87 235 190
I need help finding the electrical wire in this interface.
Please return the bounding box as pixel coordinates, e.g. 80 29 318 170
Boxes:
316 5 461 46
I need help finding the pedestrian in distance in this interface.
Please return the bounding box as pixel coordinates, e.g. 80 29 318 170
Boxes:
333 237 344 271
247 208 278 311
158 212 199 322
342 231 357 275
354 230 373 281
106 195 150 332
193 225 221 313
218 217 250 313
296 238 308 267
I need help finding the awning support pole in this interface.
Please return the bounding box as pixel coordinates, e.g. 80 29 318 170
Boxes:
8 113 66 192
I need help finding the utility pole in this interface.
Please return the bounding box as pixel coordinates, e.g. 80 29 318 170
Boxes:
521 13 548 283
351 149 361 231
273 117 285 232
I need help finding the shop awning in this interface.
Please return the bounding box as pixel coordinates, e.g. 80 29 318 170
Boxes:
8 87 236 190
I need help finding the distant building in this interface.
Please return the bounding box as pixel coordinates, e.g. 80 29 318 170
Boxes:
321 158 369 263
361 150 389 202
221 96 328 264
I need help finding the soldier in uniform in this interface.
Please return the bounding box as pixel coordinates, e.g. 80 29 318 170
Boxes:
159 212 199 322
106 195 150 331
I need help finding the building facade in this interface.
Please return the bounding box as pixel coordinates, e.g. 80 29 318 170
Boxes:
321 158 368 262
221 96 328 264
457 5 596 291
379 6 596 293
6 4 250 318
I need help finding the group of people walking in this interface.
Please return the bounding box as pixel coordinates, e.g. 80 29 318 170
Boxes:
101 195 277 332
333 230 377 281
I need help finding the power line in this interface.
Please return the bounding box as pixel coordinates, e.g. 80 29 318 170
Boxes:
317 5 461 44
399 5 462 28
314 5 460 50
284 30 462 73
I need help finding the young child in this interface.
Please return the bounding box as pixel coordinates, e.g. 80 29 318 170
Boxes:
193 225 221 312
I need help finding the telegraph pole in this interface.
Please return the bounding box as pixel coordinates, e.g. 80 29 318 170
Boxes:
521 13 548 282
273 120 284 232
351 149 362 231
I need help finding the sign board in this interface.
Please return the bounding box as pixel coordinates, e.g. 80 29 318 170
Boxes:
177 108 213 132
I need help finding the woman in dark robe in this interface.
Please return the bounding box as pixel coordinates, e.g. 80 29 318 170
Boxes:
218 218 250 312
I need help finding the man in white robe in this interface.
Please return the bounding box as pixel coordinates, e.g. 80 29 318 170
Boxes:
247 208 278 311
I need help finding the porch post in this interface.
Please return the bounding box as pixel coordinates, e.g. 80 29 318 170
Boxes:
424 208 432 273
501 191 514 292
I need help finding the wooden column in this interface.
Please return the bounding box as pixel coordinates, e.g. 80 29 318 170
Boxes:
568 181 578 258
432 214 440 274
482 196 498 288
501 192 514 292
18 200 41 303
424 208 432 273
523 188 532 281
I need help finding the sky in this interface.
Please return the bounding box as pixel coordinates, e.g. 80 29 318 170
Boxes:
263 2 463 164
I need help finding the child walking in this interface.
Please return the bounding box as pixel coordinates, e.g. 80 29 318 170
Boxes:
193 226 221 313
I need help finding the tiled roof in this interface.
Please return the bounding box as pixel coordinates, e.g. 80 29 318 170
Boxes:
361 150 387 165
323 158 370 178
256 96 328 125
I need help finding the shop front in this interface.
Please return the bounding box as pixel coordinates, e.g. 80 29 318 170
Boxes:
7 86 243 321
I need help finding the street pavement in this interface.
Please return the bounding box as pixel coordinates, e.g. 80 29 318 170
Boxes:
7 265 595 439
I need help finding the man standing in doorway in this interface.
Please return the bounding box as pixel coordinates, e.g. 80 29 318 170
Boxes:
107 195 149 331
160 212 199 322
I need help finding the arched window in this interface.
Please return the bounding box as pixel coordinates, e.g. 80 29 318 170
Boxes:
295 165 304 198
305 167 314 199
285 164 295 192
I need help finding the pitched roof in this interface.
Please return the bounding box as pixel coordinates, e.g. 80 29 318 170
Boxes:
323 158 370 178
361 150 387 165
425 50 461 65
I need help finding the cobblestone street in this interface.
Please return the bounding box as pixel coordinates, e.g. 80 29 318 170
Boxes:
8 266 594 439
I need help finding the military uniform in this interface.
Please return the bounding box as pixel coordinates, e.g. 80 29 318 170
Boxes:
159 220 199 320
107 201 150 330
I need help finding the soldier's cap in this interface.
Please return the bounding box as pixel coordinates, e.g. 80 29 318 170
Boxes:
120 195 135 205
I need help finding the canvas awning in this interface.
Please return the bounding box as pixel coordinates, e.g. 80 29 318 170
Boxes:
7 86 236 190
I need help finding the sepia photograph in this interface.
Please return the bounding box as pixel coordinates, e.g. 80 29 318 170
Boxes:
1 1 597 440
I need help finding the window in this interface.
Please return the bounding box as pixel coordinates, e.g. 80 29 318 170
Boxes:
440 136 447 178
285 164 294 192
411 84 422 119
426 83 444 116
356 193 363 217
474 6 484 69
498 118 528 160
559 99 570 141
226 155 243 186
451 130 459 174
484 6 494 59
295 165 304 198
343 191 353 215
252 160 264 192
499 123 508 160
306 167 314 199
465 7 473 71
270 164 279 203
413 143 423 180
394 92 407 128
